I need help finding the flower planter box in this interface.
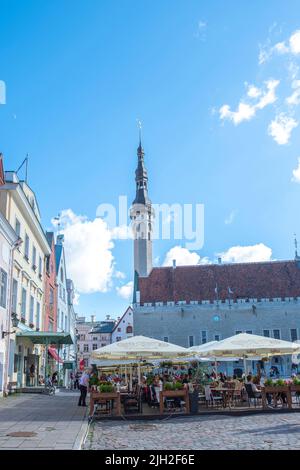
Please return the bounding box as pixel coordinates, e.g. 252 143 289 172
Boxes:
264 386 290 393
89 391 121 416
290 384 300 393
262 386 292 409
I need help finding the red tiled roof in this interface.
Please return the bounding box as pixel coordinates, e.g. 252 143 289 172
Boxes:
138 260 300 304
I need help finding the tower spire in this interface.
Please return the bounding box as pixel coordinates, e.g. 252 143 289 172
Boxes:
130 126 154 278
294 233 299 260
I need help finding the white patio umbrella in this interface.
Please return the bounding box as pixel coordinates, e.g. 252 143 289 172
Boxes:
200 333 300 376
188 341 240 374
90 335 190 385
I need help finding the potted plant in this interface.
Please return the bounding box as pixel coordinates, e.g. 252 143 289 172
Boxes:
291 377 300 393
99 383 114 393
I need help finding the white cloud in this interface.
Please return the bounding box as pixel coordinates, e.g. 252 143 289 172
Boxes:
292 157 300 183
195 20 207 40
163 246 201 266
218 243 272 263
286 80 300 106
219 80 279 125
260 30 300 63
268 113 298 145
116 281 133 300
52 209 115 294
224 210 237 225
290 30 300 55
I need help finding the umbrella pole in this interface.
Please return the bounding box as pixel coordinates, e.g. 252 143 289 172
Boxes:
138 362 141 386
129 366 132 392
125 365 127 385
243 356 247 378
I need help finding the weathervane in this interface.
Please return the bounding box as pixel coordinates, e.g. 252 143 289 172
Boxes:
136 119 142 144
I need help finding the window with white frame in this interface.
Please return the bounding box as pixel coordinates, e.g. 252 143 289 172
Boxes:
273 329 281 340
24 234 29 260
83 344 89 352
32 245 37 270
291 329 298 342
214 334 221 341
36 302 40 329
163 336 169 342
29 296 34 324
201 330 207 344
0 269 8 308
188 336 194 347
21 288 27 318
263 329 270 337
38 256 42 277
12 279 18 313
92 344 97 350
15 218 21 237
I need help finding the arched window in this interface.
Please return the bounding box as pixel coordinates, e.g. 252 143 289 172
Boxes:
126 325 133 334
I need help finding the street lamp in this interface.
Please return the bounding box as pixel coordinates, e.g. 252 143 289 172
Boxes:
1 312 18 339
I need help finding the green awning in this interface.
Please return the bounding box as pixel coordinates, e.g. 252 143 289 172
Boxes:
16 331 73 345
63 360 75 370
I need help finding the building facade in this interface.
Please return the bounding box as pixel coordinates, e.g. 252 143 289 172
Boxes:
111 306 134 342
0 169 51 387
0 211 18 395
76 315 115 368
131 138 300 377
55 235 71 385
44 232 57 332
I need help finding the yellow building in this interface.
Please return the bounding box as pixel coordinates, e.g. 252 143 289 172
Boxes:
0 171 51 387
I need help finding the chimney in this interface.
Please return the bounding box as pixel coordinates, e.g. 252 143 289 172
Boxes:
172 259 176 269
91 314 95 323
218 257 222 265
106 314 110 320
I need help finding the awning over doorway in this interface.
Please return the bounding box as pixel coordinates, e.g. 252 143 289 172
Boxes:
48 347 63 363
16 331 73 345
63 360 75 370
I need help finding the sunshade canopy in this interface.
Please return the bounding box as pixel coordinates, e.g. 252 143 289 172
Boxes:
90 335 189 361
16 331 73 345
200 333 300 358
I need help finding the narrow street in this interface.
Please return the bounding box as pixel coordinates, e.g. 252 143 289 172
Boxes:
0 392 88 450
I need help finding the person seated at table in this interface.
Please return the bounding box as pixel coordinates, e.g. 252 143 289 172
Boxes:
219 372 226 383
245 375 261 398
233 375 243 391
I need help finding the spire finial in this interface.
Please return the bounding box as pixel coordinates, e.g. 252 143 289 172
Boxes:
295 233 299 259
137 119 142 146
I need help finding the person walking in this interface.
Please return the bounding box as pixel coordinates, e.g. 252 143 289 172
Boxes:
74 371 80 390
78 369 90 407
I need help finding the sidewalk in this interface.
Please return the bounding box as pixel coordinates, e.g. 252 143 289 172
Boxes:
0 391 88 450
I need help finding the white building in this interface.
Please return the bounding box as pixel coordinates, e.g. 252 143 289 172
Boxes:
76 315 115 368
0 212 18 395
111 306 133 342
55 235 70 385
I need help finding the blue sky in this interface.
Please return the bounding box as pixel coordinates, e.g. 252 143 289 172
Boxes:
1 0 300 320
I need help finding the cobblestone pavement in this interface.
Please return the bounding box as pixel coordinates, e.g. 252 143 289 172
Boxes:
0 391 87 449
85 412 300 450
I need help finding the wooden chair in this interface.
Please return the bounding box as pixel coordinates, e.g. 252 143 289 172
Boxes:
124 386 142 414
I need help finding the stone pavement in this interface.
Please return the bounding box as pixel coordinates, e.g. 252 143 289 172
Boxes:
85 412 300 450
0 391 88 449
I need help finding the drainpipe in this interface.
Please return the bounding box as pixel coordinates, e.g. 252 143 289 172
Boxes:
3 238 22 396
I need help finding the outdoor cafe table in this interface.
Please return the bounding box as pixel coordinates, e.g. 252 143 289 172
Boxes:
160 389 190 414
210 387 235 408
89 391 121 416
